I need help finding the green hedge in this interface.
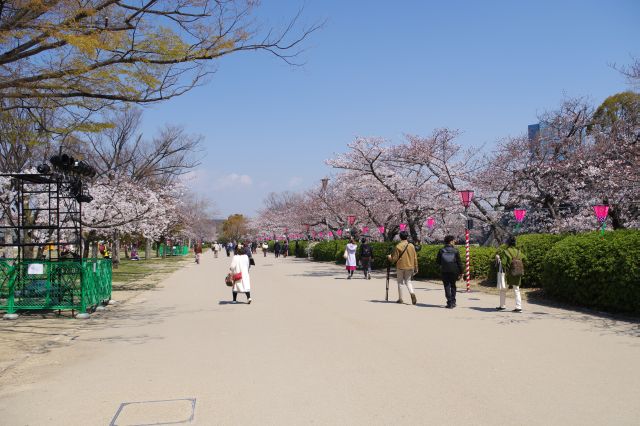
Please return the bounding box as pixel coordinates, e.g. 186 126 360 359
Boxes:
516 234 567 287
542 230 640 315
309 241 496 280
291 240 309 257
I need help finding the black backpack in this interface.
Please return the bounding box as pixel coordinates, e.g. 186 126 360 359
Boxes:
361 245 373 258
440 248 459 273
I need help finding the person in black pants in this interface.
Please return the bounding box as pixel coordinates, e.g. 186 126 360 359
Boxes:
436 235 463 309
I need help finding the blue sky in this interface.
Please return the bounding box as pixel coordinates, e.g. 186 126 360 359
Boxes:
139 0 640 218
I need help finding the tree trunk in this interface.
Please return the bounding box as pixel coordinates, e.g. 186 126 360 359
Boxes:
124 244 129 259
145 238 152 260
82 236 90 258
91 242 98 259
112 230 121 269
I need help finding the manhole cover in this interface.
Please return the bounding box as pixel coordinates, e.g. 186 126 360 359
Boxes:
110 398 196 425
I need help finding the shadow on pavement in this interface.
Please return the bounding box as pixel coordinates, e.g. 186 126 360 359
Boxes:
468 307 499 313
415 303 444 309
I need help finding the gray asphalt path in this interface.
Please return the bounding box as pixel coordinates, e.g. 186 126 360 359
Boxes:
0 252 638 425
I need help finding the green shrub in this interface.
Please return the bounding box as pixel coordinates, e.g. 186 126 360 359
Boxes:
310 241 339 262
333 240 349 264
516 234 566 287
294 240 309 257
542 230 640 315
369 242 396 269
311 240 496 280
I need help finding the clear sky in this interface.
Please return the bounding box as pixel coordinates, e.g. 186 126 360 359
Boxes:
139 0 640 218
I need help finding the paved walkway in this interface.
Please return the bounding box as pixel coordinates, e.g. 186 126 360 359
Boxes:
0 252 638 425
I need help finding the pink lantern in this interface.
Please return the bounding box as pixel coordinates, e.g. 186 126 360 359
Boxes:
378 226 385 234
593 204 609 239
399 223 407 232
318 231 324 238
362 226 369 234
337 229 343 237
514 209 527 223
426 217 435 229
593 205 609 223
458 190 474 209
328 231 333 237
347 215 356 226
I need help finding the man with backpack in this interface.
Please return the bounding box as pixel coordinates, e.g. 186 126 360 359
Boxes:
496 236 526 312
436 235 463 309
387 231 419 305
359 237 373 279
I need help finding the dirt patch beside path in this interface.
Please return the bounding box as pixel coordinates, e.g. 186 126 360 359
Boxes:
0 257 189 376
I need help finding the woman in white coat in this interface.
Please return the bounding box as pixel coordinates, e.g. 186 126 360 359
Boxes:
345 237 358 279
229 246 252 304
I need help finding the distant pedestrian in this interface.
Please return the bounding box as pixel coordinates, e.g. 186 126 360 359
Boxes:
345 237 358 279
496 236 526 313
359 238 373 279
274 240 281 258
229 246 252 304
282 241 289 258
212 243 219 258
387 231 419 305
262 242 269 257
436 235 463 309
225 242 232 257
194 242 203 264
243 242 254 269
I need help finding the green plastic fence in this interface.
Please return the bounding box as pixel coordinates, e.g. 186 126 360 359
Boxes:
0 258 112 314
158 244 189 256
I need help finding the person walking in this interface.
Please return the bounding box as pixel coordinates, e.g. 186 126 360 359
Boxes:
436 235 463 308
387 231 419 304
282 240 289 258
359 237 373 279
212 243 219 258
243 242 254 268
274 240 281 258
345 237 358 279
194 241 203 264
496 236 526 312
229 246 252 304
262 241 269 257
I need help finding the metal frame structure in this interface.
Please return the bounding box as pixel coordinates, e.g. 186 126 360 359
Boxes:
0 173 83 262
0 172 110 317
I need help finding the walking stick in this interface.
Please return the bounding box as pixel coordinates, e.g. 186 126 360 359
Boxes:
385 262 390 301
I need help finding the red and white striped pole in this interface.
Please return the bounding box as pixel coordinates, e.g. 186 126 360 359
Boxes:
465 227 471 292
458 190 474 293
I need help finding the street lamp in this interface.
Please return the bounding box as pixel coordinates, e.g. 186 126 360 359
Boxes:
458 189 474 292
514 208 527 232
321 177 329 193
593 205 609 239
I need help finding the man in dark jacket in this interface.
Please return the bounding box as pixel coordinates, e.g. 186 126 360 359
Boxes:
274 240 281 258
436 235 463 309
359 238 373 279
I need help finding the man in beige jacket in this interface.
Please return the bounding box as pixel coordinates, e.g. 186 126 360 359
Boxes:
387 231 419 305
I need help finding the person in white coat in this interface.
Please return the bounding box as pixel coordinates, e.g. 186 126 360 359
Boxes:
229 246 252 304
345 237 358 279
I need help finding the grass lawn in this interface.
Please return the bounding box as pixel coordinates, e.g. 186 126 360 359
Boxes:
112 255 190 291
